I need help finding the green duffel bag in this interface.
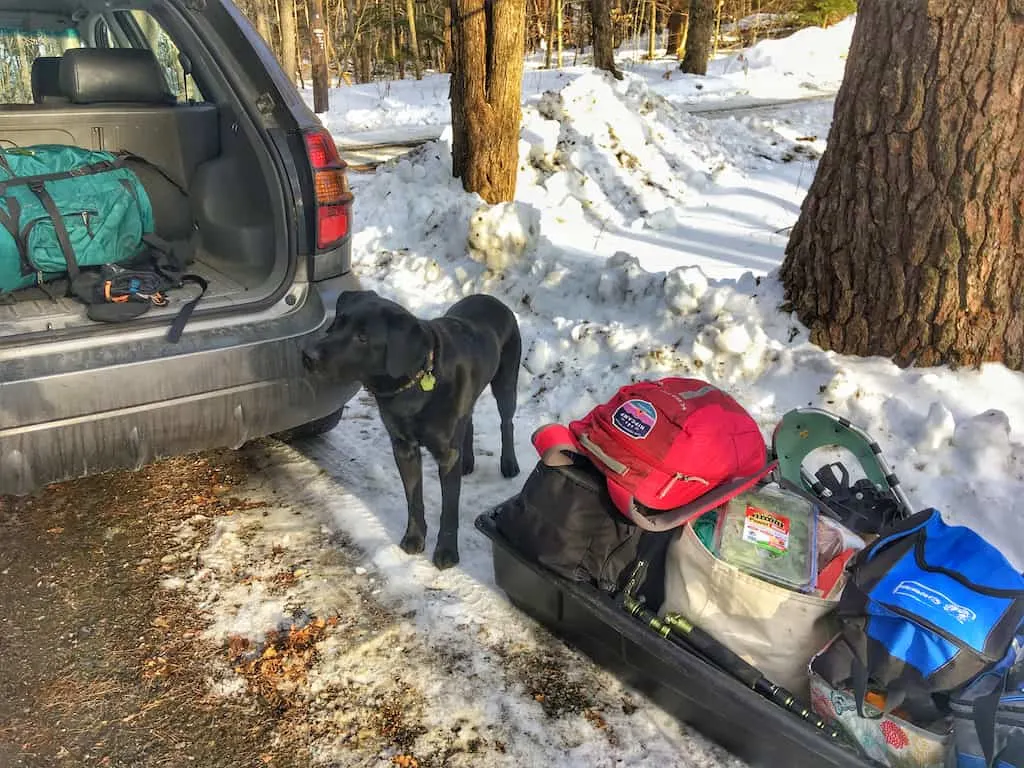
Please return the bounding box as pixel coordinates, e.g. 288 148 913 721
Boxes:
0 144 155 295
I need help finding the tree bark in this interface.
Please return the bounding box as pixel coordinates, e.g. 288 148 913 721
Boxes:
443 5 453 71
545 0 555 67
556 0 563 66
647 0 657 59
279 0 299 82
591 0 621 78
781 0 1024 370
406 0 423 78
449 0 528 203
255 3 275 47
309 0 330 112
679 0 712 74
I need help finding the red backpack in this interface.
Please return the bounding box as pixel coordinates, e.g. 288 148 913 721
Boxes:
566 378 771 531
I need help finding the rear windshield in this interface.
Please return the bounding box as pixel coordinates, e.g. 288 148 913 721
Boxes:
0 27 82 104
0 12 201 106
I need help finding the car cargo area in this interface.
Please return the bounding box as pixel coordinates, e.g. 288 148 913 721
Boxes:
0 3 291 338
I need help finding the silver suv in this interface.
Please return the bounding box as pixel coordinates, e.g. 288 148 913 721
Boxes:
0 0 360 494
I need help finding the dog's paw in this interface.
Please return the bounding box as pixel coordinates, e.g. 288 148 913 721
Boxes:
432 546 460 570
400 532 426 555
500 455 520 479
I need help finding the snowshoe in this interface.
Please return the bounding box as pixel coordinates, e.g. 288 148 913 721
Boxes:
770 407 915 536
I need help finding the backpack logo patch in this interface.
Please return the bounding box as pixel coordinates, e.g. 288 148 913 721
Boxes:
612 399 658 439
893 580 978 625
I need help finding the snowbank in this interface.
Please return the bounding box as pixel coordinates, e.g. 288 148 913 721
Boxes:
307 16 856 140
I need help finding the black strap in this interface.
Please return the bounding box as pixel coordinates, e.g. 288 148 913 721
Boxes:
115 151 188 197
972 665 1013 767
165 274 207 343
0 195 29 276
27 181 79 280
0 158 123 193
136 233 204 343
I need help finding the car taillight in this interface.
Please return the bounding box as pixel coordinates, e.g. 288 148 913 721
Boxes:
303 128 353 250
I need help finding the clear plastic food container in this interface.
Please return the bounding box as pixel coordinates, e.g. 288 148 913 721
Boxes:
712 485 818 593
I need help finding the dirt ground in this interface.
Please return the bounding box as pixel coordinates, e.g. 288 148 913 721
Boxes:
0 444 621 768
0 447 315 768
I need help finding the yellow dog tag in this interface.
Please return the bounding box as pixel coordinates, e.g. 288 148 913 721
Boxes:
419 373 436 392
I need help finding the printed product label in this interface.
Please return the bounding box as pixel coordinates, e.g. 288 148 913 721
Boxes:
611 399 658 439
742 505 790 555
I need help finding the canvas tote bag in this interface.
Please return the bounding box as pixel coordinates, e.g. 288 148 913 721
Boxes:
661 522 840 692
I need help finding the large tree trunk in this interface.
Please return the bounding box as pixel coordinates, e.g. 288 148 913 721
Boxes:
279 0 299 82
449 0 528 203
781 0 1024 370
591 0 622 78
679 0 713 74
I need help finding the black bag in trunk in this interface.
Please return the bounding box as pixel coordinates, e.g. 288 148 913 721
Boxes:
494 452 643 593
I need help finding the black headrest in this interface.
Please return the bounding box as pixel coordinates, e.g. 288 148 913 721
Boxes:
31 57 66 104
59 48 176 105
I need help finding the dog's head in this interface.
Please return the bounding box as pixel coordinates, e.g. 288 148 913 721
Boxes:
302 290 431 382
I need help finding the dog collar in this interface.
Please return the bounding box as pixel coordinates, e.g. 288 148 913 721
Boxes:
370 348 436 397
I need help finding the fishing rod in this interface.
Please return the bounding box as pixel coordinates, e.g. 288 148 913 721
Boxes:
619 559 844 741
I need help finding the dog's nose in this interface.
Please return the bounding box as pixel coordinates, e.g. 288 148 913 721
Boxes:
302 348 321 372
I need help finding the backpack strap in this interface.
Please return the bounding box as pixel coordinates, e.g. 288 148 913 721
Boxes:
142 233 207 343
26 179 80 282
114 150 188 197
0 195 29 277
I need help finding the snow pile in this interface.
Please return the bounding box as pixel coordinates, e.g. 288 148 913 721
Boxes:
710 15 855 90
311 17 856 145
467 202 541 270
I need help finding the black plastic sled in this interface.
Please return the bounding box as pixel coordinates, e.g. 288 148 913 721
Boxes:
475 509 877 768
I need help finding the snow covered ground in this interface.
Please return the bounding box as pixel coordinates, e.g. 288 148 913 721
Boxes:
178 16 1024 766
313 17 854 141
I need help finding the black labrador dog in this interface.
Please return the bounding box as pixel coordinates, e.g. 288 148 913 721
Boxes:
302 290 521 569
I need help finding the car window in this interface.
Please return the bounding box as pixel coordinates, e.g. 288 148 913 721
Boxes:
0 27 82 104
96 11 204 103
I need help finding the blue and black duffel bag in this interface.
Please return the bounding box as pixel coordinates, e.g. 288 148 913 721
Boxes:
949 649 1024 767
815 508 1024 731
0 144 154 294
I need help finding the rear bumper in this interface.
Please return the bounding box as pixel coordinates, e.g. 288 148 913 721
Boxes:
0 273 360 495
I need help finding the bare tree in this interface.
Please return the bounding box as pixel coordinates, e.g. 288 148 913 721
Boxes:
591 0 622 78
679 0 713 73
449 0 528 203
279 0 299 82
647 0 657 58
310 0 330 111
782 0 1024 369
406 0 423 78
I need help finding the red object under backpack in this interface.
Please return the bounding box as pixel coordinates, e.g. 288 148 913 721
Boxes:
534 378 773 532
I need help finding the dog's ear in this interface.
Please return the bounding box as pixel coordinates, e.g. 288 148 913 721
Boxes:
385 314 430 379
334 289 377 316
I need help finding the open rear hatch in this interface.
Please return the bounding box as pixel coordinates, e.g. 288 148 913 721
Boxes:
0 2 303 341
